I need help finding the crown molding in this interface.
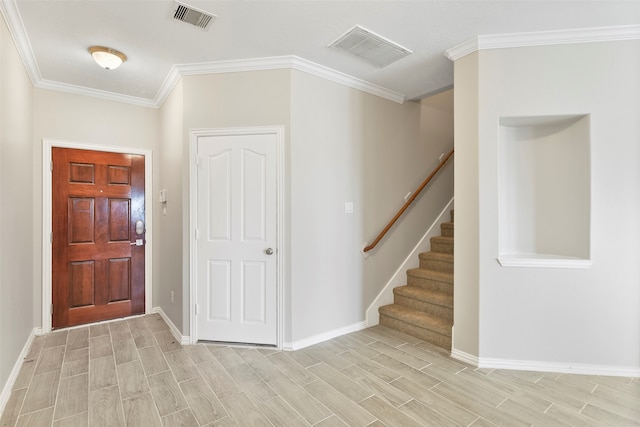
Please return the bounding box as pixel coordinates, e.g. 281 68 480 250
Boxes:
0 0 41 84
444 38 478 62
446 24 640 61
36 79 158 108
152 56 406 106
290 56 405 104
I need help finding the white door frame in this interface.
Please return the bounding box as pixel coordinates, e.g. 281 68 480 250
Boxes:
42 139 153 334
189 126 285 348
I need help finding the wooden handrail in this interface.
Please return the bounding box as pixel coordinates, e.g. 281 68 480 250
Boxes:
363 148 454 253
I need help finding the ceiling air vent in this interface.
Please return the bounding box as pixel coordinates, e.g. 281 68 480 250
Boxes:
329 25 412 68
171 2 216 30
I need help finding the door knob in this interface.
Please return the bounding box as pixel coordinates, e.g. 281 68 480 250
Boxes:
265 248 274 255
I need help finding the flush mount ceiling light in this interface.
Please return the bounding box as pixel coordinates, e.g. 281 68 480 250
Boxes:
88 46 127 70
329 25 412 68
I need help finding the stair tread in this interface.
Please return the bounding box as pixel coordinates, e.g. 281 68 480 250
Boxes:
379 305 452 336
394 286 453 306
407 268 452 281
419 251 453 261
430 235 453 243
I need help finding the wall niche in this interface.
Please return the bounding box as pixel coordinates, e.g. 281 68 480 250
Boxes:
498 115 591 268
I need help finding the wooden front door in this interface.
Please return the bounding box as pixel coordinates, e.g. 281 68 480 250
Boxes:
52 148 145 328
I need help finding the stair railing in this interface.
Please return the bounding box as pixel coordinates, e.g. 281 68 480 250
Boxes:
363 148 454 253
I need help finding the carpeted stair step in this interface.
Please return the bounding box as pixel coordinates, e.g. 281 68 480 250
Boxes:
379 304 452 349
430 236 453 254
406 268 453 294
393 286 453 322
378 208 455 351
419 251 453 274
440 221 454 237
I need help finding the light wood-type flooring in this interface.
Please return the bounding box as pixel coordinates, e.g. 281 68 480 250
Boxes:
1 313 639 426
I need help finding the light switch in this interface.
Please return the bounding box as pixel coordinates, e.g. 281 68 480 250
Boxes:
344 202 354 214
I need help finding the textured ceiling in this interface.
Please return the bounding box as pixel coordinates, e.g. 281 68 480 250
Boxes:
3 0 640 106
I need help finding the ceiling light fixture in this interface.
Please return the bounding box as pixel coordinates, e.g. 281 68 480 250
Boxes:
88 46 127 70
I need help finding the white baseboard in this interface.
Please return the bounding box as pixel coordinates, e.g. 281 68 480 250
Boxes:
450 347 480 367
365 198 454 326
451 347 640 378
0 328 38 418
479 357 640 378
152 307 191 345
283 320 369 351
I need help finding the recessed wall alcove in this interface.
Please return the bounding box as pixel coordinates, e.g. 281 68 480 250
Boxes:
498 115 591 268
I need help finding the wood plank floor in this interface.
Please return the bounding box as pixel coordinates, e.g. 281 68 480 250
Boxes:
1 313 638 426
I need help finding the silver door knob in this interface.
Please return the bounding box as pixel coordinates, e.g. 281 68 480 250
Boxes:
265 248 274 255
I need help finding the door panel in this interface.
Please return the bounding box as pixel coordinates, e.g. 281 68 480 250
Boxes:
241 261 266 323
52 148 145 328
197 133 277 345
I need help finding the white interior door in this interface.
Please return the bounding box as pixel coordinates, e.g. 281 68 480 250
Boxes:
196 133 277 345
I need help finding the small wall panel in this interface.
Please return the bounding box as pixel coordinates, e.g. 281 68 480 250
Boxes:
69 261 95 307
69 163 94 183
108 258 131 302
69 198 95 243
109 199 130 242
108 165 130 185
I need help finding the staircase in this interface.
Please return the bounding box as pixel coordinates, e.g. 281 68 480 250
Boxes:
378 210 454 350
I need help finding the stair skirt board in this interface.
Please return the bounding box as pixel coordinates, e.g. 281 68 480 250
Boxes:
283 320 369 351
365 198 454 326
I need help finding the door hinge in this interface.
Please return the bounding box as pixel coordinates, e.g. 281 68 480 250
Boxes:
50 232 53 244
195 229 199 240
50 304 54 315
50 161 53 172
194 304 198 315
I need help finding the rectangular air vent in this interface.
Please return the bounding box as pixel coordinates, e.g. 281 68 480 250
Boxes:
329 25 412 68
172 2 216 30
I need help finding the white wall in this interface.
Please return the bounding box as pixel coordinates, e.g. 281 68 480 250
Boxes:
157 80 184 330
32 89 160 328
0 14 34 392
290 71 453 343
455 40 640 371
453 53 480 358
160 69 454 346
179 70 292 338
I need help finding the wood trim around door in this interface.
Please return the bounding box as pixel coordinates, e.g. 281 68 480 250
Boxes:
42 139 153 334
189 126 285 349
